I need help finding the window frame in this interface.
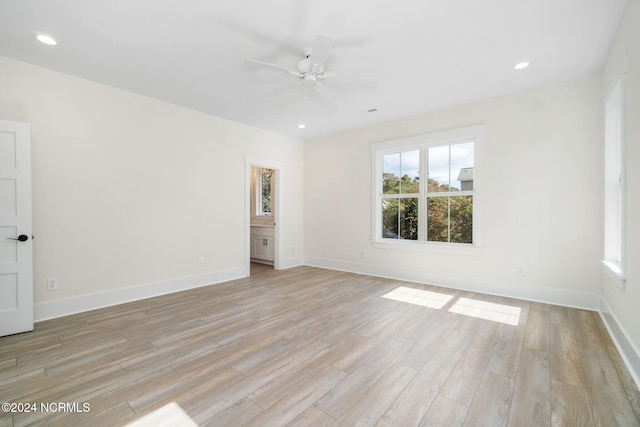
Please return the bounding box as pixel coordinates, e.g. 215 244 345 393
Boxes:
603 77 627 289
371 125 484 254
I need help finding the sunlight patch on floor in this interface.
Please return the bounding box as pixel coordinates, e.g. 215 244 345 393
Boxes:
382 286 454 309
448 297 521 325
125 402 197 427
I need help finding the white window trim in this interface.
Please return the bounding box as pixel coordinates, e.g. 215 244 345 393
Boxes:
603 76 627 290
372 239 485 255
371 125 484 254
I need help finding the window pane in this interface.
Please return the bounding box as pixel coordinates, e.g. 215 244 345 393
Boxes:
451 142 474 191
383 151 419 194
400 150 420 194
427 196 449 242
427 196 473 243
450 196 473 243
383 153 400 194
399 198 419 240
382 198 418 240
428 145 449 192
261 172 271 214
382 198 399 238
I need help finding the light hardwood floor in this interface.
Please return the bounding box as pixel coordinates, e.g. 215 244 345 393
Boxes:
1 264 639 426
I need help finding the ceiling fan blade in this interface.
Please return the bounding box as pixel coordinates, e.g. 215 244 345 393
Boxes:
245 59 303 77
309 84 336 111
309 34 334 73
262 80 304 99
311 84 326 103
317 71 337 80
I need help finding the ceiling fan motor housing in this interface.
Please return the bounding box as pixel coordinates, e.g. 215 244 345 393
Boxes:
297 58 311 73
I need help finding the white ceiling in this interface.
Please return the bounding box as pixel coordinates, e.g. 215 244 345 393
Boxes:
0 0 629 140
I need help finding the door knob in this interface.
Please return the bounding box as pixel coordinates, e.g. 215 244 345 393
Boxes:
7 234 29 242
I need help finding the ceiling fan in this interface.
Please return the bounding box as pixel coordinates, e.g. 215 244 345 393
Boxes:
246 33 336 101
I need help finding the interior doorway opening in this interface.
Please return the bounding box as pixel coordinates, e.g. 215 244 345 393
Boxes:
245 158 281 275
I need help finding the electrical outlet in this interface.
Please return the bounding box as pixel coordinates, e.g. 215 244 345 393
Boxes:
47 278 58 291
198 257 205 266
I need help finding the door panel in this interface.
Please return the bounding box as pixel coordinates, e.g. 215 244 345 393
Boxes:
0 273 18 311
0 120 33 336
0 226 18 263
0 178 17 216
0 130 17 168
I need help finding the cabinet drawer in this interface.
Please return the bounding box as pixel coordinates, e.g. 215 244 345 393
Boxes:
250 227 274 238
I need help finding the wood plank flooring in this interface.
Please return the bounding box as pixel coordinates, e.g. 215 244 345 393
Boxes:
1 264 639 426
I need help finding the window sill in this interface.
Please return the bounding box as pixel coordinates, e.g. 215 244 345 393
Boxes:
602 260 626 290
372 240 485 256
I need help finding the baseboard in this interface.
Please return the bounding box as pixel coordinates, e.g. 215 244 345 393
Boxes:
599 298 640 390
34 266 248 322
303 256 600 310
278 256 305 270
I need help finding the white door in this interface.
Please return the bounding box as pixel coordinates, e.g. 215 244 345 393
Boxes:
0 119 33 336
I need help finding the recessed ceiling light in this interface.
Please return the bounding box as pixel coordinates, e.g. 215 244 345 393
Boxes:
298 123 306 129
514 61 530 70
34 32 57 46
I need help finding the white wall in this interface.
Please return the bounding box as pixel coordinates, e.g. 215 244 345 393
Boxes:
304 74 603 308
601 0 640 385
0 55 304 320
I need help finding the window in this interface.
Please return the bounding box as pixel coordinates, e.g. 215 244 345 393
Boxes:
603 78 626 287
373 125 482 250
256 168 273 216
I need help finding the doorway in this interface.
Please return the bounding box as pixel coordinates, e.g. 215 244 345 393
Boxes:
245 157 281 275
